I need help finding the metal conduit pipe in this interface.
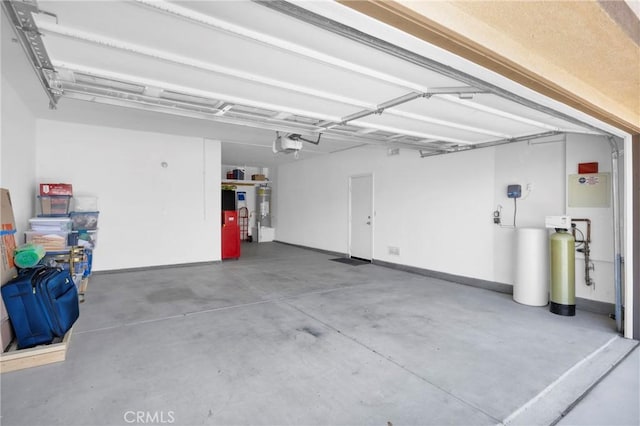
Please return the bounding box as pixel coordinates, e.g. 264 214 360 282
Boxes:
608 136 624 333
571 218 594 288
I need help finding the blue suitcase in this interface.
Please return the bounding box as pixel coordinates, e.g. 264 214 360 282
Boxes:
33 267 80 337
1 266 79 349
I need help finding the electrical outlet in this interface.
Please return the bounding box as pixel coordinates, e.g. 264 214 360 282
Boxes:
388 246 400 255
493 210 501 225
526 183 534 192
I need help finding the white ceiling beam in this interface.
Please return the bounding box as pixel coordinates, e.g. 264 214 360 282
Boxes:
356 128 379 135
349 119 476 144
133 0 436 93
386 108 511 138
36 20 374 110
60 89 330 138
53 64 453 149
438 95 560 131
55 62 483 145
51 61 341 124
37 20 511 140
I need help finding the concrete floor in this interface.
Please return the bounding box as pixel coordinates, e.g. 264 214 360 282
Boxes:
556 345 639 426
1 242 637 426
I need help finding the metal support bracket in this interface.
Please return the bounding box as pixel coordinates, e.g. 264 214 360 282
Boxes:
419 131 561 158
2 0 60 107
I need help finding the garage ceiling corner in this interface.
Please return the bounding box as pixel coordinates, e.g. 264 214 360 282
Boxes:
339 0 640 134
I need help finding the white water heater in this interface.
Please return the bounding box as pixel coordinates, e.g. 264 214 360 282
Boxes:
256 186 271 227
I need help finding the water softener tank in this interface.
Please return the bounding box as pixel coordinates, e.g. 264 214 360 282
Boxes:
550 229 575 316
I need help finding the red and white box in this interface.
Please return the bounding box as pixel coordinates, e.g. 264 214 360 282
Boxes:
39 183 73 196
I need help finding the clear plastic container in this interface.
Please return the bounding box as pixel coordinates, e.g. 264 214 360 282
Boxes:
24 231 69 251
71 196 98 212
37 195 71 217
70 211 99 230
68 230 98 249
29 217 72 232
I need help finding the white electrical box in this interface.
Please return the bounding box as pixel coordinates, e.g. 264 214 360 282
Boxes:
274 135 303 153
568 173 610 208
545 215 572 229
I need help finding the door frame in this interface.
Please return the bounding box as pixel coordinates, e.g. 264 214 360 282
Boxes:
348 173 374 260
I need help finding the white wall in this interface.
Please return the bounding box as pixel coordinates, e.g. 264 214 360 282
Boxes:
277 144 497 281
565 134 616 303
492 134 615 303
0 75 37 238
277 133 617 303
492 137 566 284
36 120 221 270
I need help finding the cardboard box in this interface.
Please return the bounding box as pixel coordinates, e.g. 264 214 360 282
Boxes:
1 189 17 285
0 306 11 351
39 183 73 196
251 174 267 181
1 188 17 351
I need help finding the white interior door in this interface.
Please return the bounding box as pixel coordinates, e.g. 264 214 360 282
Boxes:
350 174 373 260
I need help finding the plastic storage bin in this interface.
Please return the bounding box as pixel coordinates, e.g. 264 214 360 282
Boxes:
68 230 98 249
25 230 69 251
38 195 71 217
29 217 72 232
71 196 98 212
70 211 99 230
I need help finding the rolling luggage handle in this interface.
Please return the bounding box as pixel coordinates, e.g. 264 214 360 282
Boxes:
29 266 56 293
12 265 46 292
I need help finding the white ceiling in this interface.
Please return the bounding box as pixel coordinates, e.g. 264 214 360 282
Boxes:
2 0 604 167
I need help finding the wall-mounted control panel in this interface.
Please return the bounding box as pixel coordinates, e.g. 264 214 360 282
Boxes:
567 173 610 207
507 184 522 199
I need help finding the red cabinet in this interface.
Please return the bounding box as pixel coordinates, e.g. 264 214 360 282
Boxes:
221 211 240 259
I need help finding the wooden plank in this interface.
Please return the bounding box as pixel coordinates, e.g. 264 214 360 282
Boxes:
0 327 73 373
